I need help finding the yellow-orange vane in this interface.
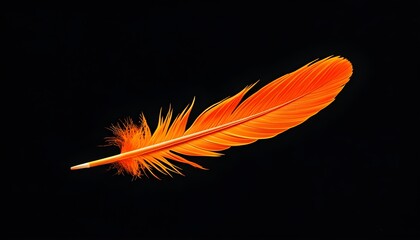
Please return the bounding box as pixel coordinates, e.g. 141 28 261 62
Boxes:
71 56 353 179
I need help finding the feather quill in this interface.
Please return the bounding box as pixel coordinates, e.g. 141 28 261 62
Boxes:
71 56 353 179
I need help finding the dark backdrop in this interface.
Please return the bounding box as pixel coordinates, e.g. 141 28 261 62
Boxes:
4 1 418 239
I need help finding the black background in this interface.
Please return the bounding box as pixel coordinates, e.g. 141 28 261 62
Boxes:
4 1 419 239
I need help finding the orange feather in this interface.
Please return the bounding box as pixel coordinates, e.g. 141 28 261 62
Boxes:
71 56 353 179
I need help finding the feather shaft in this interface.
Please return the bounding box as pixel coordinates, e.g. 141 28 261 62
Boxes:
71 96 303 170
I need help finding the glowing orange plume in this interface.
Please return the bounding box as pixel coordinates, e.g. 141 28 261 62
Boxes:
71 56 353 179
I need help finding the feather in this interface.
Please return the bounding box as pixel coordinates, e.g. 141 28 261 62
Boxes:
71 56 353 179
